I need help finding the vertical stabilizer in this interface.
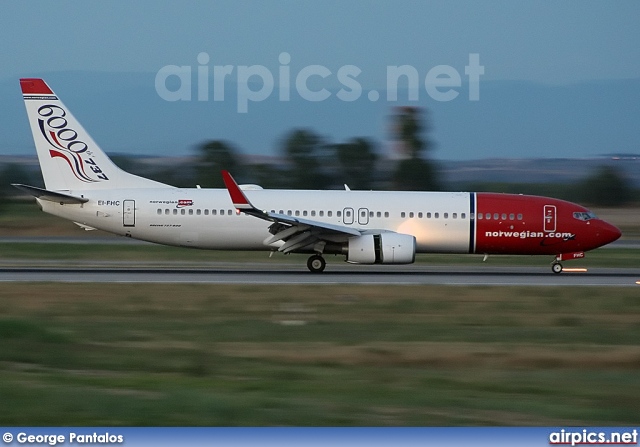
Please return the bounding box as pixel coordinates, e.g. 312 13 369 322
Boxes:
20 78 171 191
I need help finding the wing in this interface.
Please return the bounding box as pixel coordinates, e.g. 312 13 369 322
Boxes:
222 170 361 254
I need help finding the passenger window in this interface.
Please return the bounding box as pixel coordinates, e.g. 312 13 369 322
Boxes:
188 209 193 215
181 209 186 215
369 211 374 217
401 212 406 218
477 213 482 219
197 209 201 215
204 209 209 215
220 209 225 215
409 212 414 218
463 213 467 219
517 213 523 220
509 213 514 220
173 209 178 215
337 211 342 217
377 211 381 218
287 210 292 216
453 213 457 219
384 212 389 218
165 209 170 215
319 211 324 217
303 211 307 216
435 212 439 218
494 213 499 220
328 211 332 217
486 213 491 220
418 212 423 218
501 213 506 220
311 211 316 217
295 210 300 216
279 210 284 214
444 213 448 219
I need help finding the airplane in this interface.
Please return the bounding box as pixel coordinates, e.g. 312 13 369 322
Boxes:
14 78 622 273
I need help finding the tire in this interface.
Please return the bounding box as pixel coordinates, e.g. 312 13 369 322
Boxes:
552 262 563 274
307 255 326 273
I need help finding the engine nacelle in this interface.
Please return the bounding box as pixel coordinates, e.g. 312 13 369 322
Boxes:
347 233 416 264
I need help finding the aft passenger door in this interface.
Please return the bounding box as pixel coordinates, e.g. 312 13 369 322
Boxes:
123 200 135 227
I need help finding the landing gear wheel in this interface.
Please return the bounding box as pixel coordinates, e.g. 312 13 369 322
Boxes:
552 262 563 274
307 255 326 273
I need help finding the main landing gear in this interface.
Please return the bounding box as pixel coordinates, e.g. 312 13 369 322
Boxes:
307 254 326 273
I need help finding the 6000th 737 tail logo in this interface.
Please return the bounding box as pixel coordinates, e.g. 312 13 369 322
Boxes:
37 104 109 182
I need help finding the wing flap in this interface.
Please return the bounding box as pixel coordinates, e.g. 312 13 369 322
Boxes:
265 224 310 245
278 231 316 253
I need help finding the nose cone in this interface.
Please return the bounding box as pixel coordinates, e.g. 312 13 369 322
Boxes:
596 220 622 247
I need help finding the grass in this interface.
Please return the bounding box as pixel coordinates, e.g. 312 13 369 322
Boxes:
0 283 639 425
0 201 638 425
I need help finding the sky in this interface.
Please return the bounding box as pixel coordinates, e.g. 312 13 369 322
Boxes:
2 1 640 159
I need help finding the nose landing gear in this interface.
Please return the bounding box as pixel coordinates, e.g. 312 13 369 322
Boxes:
552 251 585 274
551 262 563 274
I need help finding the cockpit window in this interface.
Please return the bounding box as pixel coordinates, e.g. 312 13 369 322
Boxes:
573 211 597 221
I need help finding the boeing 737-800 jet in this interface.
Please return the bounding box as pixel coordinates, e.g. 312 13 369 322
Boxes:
15 78 621 273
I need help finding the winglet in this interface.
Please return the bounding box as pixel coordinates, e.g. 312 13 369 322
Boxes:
221 170 253 209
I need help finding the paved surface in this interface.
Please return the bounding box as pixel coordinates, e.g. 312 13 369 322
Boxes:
0 264 638 286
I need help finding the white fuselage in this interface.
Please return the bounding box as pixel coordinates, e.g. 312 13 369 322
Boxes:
39 188 473 253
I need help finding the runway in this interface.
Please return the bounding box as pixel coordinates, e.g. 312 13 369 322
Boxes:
1 264 638 286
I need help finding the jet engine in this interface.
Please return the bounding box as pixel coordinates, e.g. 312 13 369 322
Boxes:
346 233 416 264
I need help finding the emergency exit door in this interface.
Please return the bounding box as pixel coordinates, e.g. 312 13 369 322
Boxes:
123 200 136 227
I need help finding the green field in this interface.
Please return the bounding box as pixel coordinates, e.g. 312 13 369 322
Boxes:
0 283 639 425
1 202 639 426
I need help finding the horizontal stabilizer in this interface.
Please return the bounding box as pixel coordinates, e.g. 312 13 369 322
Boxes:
12 184 89 204
74 222 97 231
